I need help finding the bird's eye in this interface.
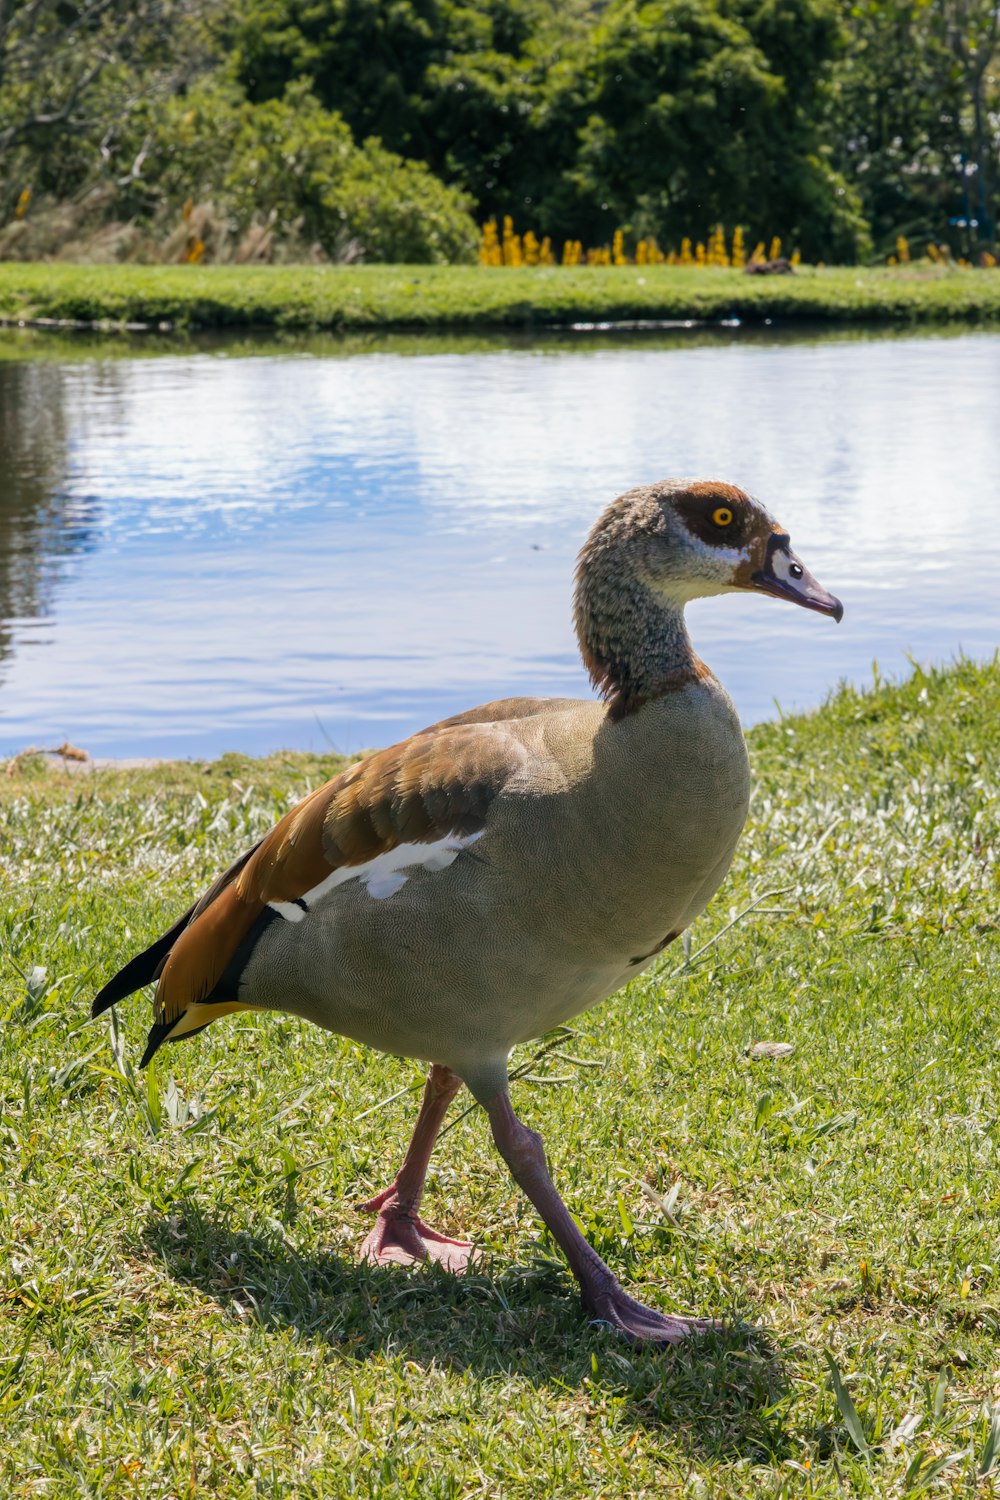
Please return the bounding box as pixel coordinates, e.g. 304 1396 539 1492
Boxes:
712 506 733 527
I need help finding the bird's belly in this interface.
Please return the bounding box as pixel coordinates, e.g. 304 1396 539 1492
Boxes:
300 939 674 1077
245 815 735 1072
256 887 592 1025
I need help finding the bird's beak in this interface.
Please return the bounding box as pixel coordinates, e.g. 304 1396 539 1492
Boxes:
751 533 843 622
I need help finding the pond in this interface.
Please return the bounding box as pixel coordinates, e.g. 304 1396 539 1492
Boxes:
1 325 997 760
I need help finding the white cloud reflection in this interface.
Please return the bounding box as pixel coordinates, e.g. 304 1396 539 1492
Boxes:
3 331 998 756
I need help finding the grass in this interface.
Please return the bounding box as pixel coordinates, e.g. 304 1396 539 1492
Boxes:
1 262 1000 334
1 657 998 1496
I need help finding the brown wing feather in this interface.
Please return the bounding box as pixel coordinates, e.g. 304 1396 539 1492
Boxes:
429 696 581 730
153 721 530 1031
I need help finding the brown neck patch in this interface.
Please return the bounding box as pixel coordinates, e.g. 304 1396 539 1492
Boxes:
603 655 713 721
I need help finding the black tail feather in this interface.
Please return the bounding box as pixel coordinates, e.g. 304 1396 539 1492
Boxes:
91 902 196 1018
140 1016 214 1067
138 1018 178 1067
92 839 264 1021
136 903 281 1067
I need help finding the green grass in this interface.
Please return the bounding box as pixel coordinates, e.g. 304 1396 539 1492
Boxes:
1 659 998 1496
2 263 1000 333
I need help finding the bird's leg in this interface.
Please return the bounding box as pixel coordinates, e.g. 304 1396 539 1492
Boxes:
486 1089 718 1344
358 1064 473 1272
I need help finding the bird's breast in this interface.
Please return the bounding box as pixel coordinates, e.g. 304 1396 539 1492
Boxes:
508 681 751 968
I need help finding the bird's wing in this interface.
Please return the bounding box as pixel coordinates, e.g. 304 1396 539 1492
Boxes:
152 720 532 1032
429 695 582 729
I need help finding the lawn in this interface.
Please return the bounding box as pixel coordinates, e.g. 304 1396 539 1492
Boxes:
1 657 998 1496
1 262 999 334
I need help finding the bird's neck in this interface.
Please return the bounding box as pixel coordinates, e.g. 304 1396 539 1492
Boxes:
574 566 709 719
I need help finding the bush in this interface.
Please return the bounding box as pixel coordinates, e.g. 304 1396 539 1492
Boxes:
2 76 479 266
217 82 479 264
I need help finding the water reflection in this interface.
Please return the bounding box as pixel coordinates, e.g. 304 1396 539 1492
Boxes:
0 363 102 669
0 327 997 758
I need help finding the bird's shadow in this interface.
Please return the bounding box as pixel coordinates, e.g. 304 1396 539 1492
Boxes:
143 1205 789 1460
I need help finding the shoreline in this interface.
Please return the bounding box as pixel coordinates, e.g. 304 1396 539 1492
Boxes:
2 263 999 334
6 656 995 782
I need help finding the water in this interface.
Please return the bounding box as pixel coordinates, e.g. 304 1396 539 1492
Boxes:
1 326 997 759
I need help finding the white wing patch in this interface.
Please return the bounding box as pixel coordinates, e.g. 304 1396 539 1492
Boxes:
266 831 484 921
269 900 307 924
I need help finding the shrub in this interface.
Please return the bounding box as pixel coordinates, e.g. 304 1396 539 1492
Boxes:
3 78 479 265
215 82 479 264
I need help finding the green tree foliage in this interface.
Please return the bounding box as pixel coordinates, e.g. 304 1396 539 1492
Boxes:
0 0 210 218
144 78 479 262
829 0 999 250
0 0 478 261
1 0 997 261
942 0 1000 242
546 0 867 259
232 0 871 257
234 0 544 206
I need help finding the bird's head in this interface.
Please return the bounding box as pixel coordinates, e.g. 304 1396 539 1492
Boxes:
578 478 843 621
574 479 843 714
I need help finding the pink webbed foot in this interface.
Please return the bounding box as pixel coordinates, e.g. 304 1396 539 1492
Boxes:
585 1279 721 1345
358 1190 474 1273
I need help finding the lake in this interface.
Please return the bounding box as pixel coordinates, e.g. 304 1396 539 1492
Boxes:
1 325 997 759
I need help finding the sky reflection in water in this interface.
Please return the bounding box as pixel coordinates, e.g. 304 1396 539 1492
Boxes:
1 329 997 757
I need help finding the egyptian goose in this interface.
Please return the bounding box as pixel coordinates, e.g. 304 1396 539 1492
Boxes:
94 479 842 1343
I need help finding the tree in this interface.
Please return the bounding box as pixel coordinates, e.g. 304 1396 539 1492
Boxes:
162 77 479 262
827 0 999 252
5 0 992 261
233 0 543 205
0 0 216 218
934 0 1000 241
0 1 478 261
537 0 867 258
232 0 870 256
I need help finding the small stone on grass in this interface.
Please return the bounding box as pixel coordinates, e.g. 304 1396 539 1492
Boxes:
746 1040 795 1060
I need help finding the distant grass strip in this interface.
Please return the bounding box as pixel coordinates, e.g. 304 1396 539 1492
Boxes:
1 262 999 333
1 657 998 1496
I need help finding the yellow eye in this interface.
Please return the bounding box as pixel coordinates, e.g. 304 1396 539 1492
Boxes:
712 506 733 527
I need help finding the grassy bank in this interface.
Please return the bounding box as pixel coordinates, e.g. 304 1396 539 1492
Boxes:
2 262 1000 333
1 658 999 1496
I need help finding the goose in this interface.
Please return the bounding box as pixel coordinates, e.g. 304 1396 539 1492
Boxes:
93 479 842 1343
